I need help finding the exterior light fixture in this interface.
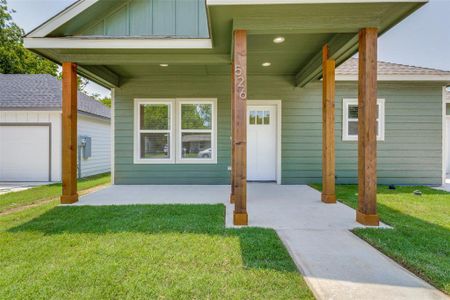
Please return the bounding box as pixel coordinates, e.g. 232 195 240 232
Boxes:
262 62 271 67
160 63 169 67
273 36 285 44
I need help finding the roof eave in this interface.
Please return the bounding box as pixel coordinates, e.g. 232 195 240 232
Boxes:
0 107 110 119
25 0 99 38
336 74 450 82
207 0 427 5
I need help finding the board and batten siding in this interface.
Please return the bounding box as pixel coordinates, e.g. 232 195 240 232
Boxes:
114 75 443 185
79 0 208 38
78 114 111 178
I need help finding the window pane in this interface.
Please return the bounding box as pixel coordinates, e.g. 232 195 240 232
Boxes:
181 133 212 159
181 104 212 130
263 111 270 124
140 133 170 159
140 104 169 130
376 104 379 119
348 121 358 136
257 111 263 125
348 105 358 119
249 111 256 124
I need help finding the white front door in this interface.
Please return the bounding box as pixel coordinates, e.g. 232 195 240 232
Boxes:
247 105 277 181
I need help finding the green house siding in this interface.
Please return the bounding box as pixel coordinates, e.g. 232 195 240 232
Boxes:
114 76 443 185
114 76 231 185
80 0 209 37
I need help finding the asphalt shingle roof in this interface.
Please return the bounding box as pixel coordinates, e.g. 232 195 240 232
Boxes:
0 74 110 119
336 58 450 76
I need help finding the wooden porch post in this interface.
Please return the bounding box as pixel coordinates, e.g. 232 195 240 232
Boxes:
60 62 79 204
232 29 248 225
230 61 236 204
321 44 336 203
357 28 379 226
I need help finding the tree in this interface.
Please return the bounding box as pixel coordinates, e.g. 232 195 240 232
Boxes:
56 71 89 92
90 92 112 107
0 0 57 75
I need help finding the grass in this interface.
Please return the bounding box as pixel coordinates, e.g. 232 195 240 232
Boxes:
311 184 450 294
0 202 312 298
0 173 110 213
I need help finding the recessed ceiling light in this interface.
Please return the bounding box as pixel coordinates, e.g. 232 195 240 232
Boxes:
160 63 169 67
273 36 285 44
262 62 271 67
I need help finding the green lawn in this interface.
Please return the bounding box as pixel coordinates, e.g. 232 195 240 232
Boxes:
0 202 313 299
0 173 110 213
311 184 450 294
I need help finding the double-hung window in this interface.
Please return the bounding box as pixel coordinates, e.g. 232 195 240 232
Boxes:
134 98 217 164
342 98 385 141
177 99 216 163
135 99 175 163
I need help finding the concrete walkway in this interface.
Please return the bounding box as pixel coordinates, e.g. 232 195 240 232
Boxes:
0 182 49 195
77 184 447 300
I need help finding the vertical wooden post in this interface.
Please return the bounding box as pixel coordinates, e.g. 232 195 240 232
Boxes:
60 62 79 204
230 61 236 204
357 28 379 226
232 30 248 225
321 44 336 203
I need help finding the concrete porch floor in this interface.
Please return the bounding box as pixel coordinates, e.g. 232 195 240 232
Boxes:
75 183 446 300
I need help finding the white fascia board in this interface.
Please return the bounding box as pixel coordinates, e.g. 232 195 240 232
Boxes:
336 74 450 82
207 0 427 5
26 0 99 38
24 38 213 49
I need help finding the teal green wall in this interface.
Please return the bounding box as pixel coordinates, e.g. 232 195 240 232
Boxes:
80 0 209 37
114 76 443 185
114 76 230 184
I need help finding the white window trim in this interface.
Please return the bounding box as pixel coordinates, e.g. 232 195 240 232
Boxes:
134 98 217 164
342 98 385 141
176 99 217 164
134 99 175 164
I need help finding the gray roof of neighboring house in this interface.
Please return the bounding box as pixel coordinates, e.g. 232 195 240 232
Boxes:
0 74 110 119
337 58 450 76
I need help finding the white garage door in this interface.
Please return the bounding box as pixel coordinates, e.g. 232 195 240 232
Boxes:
0 125 50 181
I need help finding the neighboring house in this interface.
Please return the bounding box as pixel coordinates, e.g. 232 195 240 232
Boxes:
23 0 450 224
0 74 111 182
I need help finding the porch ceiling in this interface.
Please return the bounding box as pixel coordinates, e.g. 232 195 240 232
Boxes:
25 0 427 87
81 33 333 77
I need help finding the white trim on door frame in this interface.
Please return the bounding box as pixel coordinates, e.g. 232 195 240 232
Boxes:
247 100 282 184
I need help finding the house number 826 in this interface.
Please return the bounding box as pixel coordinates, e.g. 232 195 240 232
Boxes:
235 65 246 100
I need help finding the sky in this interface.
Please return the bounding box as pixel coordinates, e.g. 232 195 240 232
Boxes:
6 0 450 97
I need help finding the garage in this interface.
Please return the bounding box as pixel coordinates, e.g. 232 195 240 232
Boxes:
0 124 51 182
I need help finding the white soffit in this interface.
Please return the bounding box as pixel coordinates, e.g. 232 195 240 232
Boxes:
24 38 213 49
207 0 427 5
